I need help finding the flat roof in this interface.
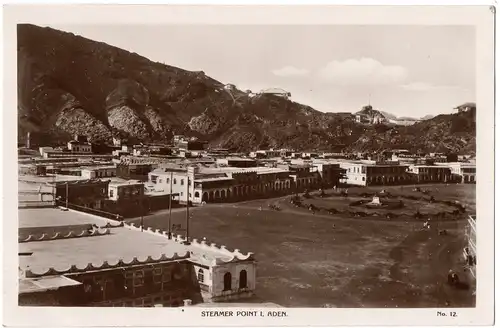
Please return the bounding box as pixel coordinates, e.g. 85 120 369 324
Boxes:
194 177 234 183
109 180 144 187
18 209 251 275
19 275 82 294
221 157 256 162
18 208 115 228
81 166 116 171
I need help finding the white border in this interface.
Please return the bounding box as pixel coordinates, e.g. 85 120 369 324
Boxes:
2 4 495 327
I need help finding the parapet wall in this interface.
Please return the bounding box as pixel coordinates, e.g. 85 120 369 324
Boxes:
125 223 255 265
24 252 191 278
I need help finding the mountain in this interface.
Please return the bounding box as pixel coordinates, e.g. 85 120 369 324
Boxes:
17 24 475 154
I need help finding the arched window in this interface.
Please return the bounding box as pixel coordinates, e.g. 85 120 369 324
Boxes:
239 270 248 289
197 269 204 282
194 191 200 198
181 179 184 186
223 272 232 291
173 178 177 185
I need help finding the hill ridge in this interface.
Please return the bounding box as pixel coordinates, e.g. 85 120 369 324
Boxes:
17 24 475 154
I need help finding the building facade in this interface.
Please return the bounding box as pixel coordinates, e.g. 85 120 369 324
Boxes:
148 166 292 204
312 162 345 188
464 215 476 278
67 135 92 153
408 165 452 183
51 179 110 210
339 162 411 186
18 210 257 307
437 162 476 183
81 166 117 179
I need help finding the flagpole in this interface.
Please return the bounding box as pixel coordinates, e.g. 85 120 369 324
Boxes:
184 174 190 245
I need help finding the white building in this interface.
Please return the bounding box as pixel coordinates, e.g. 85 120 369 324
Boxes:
67 135 92 153
81 166 117 179
148 166 292 204
435 162 476 183
339 161 410 186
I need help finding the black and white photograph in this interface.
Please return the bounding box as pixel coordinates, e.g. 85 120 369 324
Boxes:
2 4 495 327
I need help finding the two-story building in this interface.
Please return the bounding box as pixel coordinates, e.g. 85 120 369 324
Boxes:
339 161 411 186
148 166 292 204
67 135 92 153
49 179 110 210
408 165 452 183
277 163 320 191
436 162 476 183
116 162 156 181
312 161 345 188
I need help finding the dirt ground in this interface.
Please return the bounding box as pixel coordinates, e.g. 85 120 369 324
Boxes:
127 183 476 308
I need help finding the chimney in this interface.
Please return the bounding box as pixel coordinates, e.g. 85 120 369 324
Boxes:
183 299 192 307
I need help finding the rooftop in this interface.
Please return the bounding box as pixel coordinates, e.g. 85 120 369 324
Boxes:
19 208 113 228
222 157 256 162
19 275 82 294
194 177 234 183
109 179 144 187
18 208 253 277
81 165 116 171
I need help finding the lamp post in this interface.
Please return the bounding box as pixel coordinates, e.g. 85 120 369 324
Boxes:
184 175 191 245
168 171 173 239
65 182 69 209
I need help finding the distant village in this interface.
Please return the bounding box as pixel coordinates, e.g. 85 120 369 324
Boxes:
17 101 476 308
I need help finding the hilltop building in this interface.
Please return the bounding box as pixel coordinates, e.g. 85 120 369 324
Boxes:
258 88 291 100
455 102 476 113
355 105 387 124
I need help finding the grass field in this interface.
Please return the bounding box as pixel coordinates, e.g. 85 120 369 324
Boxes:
127 183 476 308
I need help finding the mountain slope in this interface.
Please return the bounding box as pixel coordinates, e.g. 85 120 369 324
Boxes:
17 24 475 154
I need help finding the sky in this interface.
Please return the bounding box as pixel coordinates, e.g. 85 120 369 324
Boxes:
51 24 475 118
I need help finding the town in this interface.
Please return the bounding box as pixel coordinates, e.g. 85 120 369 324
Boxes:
18 128 476 308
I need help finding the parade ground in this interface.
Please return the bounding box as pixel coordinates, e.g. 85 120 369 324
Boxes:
128 184 476 308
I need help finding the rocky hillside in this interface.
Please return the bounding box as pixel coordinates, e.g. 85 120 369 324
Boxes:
18 24 475 154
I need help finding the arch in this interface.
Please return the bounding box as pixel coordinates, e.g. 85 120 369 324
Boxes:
194 191 200 198
197 269 204 283
239 270 248 289
221 189 226 199
223 272 232 291
202 192 208 202
227 189 232 199
209 191 215 201
215 190 220 199
245 186 250 194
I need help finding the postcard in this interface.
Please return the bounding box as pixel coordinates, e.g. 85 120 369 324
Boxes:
2 3 495 327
